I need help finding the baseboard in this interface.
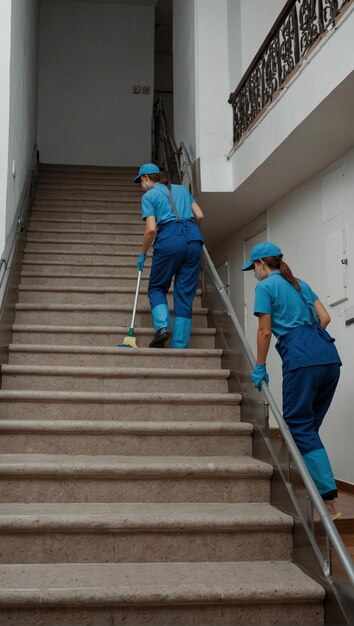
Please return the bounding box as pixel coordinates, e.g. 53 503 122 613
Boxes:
337 479 354 495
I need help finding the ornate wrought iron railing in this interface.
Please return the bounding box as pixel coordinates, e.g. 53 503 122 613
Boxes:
152 98 182 184
228 0 352 145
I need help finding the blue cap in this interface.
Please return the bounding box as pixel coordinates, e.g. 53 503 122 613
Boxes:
134 163 160 183
241 242 283 271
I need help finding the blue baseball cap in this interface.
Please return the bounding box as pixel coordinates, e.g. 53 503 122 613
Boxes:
241 242 283 271
134 163 160 183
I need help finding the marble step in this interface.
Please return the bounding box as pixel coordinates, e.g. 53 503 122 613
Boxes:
39 163 136 173
25 236 144 249
11 324 216 348
0 390 241 420
0 502 292 564
17 285 202 307
8 344 220 368
1 364 229 393
35 179 141 188
32 198 141 210
23 250 151 264
22 260 150 275
0 561 324 625
34 190 143 201
28 219 144 233
20 271 151 287
14 303 208 327
0 454 272 503
31 208 141 220
27 231 143 243
0 420 252 455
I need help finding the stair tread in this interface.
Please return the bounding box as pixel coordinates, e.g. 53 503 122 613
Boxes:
15 303 207 313
0 502 292 530
12 324 215 335
2 365 229 379
0 454 272 476
21 272 149 278
0 390 240 403
9 344 221 356
0 561 324 605
18 285 202 295
0 419 251 434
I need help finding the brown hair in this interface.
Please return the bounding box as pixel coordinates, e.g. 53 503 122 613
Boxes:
146 172 171 189
261 256 300 291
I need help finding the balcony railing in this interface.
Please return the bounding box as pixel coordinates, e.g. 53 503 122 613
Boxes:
228 0 352 146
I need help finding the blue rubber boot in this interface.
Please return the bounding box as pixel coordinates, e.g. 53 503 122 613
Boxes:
150 304 170 348
171 316 192 349
303 448 337 499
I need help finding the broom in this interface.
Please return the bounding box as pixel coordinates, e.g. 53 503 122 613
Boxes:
118 270 142 348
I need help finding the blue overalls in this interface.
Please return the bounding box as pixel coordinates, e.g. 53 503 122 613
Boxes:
141 183 204 348
255 272 342 500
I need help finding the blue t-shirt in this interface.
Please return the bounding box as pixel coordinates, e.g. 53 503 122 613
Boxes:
141 183 196 226
254 270 319 339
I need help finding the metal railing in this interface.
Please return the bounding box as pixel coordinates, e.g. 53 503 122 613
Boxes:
0 146 38 365
152 99 354 623
228 0 352 145
152 99 182 184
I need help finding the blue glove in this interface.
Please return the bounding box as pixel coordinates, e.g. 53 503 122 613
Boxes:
251 364 269 391
137 253 146 272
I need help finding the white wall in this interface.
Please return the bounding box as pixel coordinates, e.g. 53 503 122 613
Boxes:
227 0 287 91
37 0 155 166
212 148 354 484
240 0 287 77
194 0 234 190
173 0 197 162
0 2 12 256
5 0 39 243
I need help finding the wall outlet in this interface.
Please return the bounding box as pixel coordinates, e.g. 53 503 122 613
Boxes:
133 85 141 94
142 86 151 95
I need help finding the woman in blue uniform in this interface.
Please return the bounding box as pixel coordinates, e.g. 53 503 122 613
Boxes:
134 163 204 349
242 242 342 519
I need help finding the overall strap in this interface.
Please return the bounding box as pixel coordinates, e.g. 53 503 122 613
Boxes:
279 274 317 324
155 186 181 222
296 284 317 324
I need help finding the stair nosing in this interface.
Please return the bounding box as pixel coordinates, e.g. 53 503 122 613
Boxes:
0 502 292 532
9 344 221 356
0 454 272 477
0 390 241 404
0 561 325 605
0 420 251 434
2 365 229 379
12 324 216 335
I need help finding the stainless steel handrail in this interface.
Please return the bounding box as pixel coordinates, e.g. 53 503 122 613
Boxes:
0 145 38 295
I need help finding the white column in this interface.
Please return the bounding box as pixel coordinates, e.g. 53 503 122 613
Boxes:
194 0 233 191
0 1 11 256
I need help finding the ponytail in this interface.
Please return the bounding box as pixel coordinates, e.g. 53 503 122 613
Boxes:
146 172 171 189
261 256 300 291
279 260 300 291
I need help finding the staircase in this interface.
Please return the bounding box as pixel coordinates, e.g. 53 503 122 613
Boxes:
0 164 325 625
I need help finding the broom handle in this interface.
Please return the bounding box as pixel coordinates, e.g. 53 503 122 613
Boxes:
130 270 142 329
